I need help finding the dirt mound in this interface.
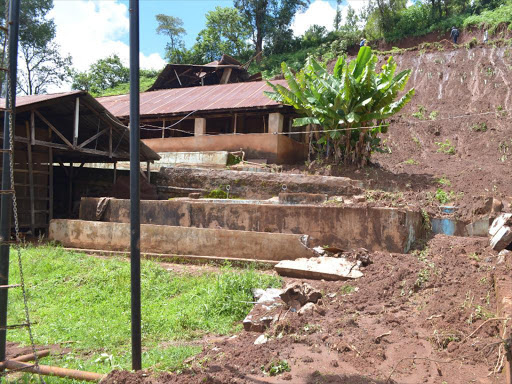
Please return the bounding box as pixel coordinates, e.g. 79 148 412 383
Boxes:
101 235 507 384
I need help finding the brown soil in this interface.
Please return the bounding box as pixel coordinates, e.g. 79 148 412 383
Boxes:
101 235 508 384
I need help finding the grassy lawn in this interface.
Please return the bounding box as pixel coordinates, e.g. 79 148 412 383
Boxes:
6 245 280 383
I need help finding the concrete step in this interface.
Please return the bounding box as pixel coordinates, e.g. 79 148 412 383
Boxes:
49 219 314 262
153 166 364 200
80 197 425 254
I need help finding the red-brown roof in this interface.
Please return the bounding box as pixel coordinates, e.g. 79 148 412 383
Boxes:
97 80 289 119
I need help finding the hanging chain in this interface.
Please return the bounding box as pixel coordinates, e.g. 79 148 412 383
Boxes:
3 1 45 381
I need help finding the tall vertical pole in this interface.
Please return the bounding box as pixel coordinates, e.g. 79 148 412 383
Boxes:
0 0 20 363
129 0 142 372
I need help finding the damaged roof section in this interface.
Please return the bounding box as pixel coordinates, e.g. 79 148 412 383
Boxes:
98 80 289 119
148 54 262 92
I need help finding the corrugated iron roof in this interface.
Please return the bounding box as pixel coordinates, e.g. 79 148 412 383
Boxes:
1 91 159 161
98 80 289 119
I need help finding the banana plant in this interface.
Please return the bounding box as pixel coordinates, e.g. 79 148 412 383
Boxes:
264 46 415 165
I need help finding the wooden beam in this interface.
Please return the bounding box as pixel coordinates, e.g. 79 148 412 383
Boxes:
49 131 53 221
162 119 165 138
73 97 80 147
33 139 125 158
220 68 232 84
174 69 183 87
113 162 117 184
68 163 73 215
34 109 74 149
25 121 35 235
30 110 35 145
78 127 108 149
147 161 151 183
109 126 112 158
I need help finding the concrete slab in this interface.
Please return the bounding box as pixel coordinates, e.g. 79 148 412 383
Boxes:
49 219 314 261
490 225 512 251
275 257 363 281
79 198 425 253
489 213 512 237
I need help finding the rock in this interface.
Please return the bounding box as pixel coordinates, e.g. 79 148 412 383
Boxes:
331 360 339 368
280 282 322 308
298 302 316 316
353 195 366 203
254 334 268 345
188 192 201 199
275 257 363 281
243 315 274 333
490 225 512 252
253 288 282 303
279 192 328 205
489 213 512 237
497 249 511 264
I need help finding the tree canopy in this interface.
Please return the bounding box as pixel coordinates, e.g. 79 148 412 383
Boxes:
155 14 187 63
0 0 71 95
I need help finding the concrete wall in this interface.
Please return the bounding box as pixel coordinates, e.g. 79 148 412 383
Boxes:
49 219 314 261
80 198 425 253
142 133 307 164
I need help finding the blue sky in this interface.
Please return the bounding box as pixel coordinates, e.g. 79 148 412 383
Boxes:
49 0 354 88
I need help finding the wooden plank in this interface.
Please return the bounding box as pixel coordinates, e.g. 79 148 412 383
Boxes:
109 126 112 158
49 127 53 221
34 110 74 149
25 121 35 234
73 97 80 147
78 127 108 149
162 119 165 138
113 162 117 184
68 163 73 215
30 111 35 145
147 161 151 183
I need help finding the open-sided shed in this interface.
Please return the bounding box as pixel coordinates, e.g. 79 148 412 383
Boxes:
0 91 159 233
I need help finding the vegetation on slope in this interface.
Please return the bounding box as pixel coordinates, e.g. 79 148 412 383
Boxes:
7 245 280 383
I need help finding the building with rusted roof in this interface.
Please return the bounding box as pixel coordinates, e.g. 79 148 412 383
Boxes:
98 80 307 164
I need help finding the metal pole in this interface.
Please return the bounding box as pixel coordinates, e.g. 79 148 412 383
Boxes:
0 0 20 363
129 0 142 372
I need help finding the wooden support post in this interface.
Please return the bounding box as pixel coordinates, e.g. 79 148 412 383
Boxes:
147 161 150 183
194 118 206 136
233 113 237 134
162 119 166 138
109 126 112 158
268 112 284 134
68 163 73 216
73 97 80 147
30 110 35 145
25 121 35 235
220 68 232 84
48 127 53 221
113 162 117 184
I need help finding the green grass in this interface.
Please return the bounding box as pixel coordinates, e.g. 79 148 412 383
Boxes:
463 1 512 34
6 245 280 383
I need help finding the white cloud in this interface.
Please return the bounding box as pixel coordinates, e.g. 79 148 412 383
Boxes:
47 0 166 91
291 0 366 36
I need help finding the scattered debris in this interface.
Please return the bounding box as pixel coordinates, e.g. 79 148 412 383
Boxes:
489 213 512 251
243 288 284 333
275 257 363 281
279 282 322 310
254 335 268 345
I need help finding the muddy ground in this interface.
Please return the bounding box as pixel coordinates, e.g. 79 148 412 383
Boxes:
101 235 509 384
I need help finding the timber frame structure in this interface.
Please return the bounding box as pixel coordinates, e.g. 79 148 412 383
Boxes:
0 91 159 233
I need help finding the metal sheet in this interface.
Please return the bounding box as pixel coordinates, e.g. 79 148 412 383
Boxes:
98 80 289 119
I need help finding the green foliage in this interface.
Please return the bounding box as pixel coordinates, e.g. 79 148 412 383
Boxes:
71 55 129 95
206 188 229 199
471 122 488 131
98 73 158 97
156 14 187 63
412 105 427 119
429 110 439 120
433 188 456 204
192 7 252 63
403 158 419 165
7 246 280 381
262 360 291 376
463 1 512 34
0 0 71 95
436 176 451 186
265 47 414 165
339 284 356 294
436 139 456 154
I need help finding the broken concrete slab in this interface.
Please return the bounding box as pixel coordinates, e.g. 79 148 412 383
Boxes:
490 225 512 252
243 288 284 332
279 282 322 309
489 213 512 237
275 257 363 281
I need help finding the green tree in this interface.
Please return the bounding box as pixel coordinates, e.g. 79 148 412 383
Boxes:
344 6 360 33
155 14 186 63
71 54 129 95
0 0 71 94
193 7 251 62
334 0 343 31
233 0 310 59
265 47 415 165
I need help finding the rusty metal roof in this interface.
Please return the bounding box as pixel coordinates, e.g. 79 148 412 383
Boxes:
97 80 289 119
1 91 159 162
